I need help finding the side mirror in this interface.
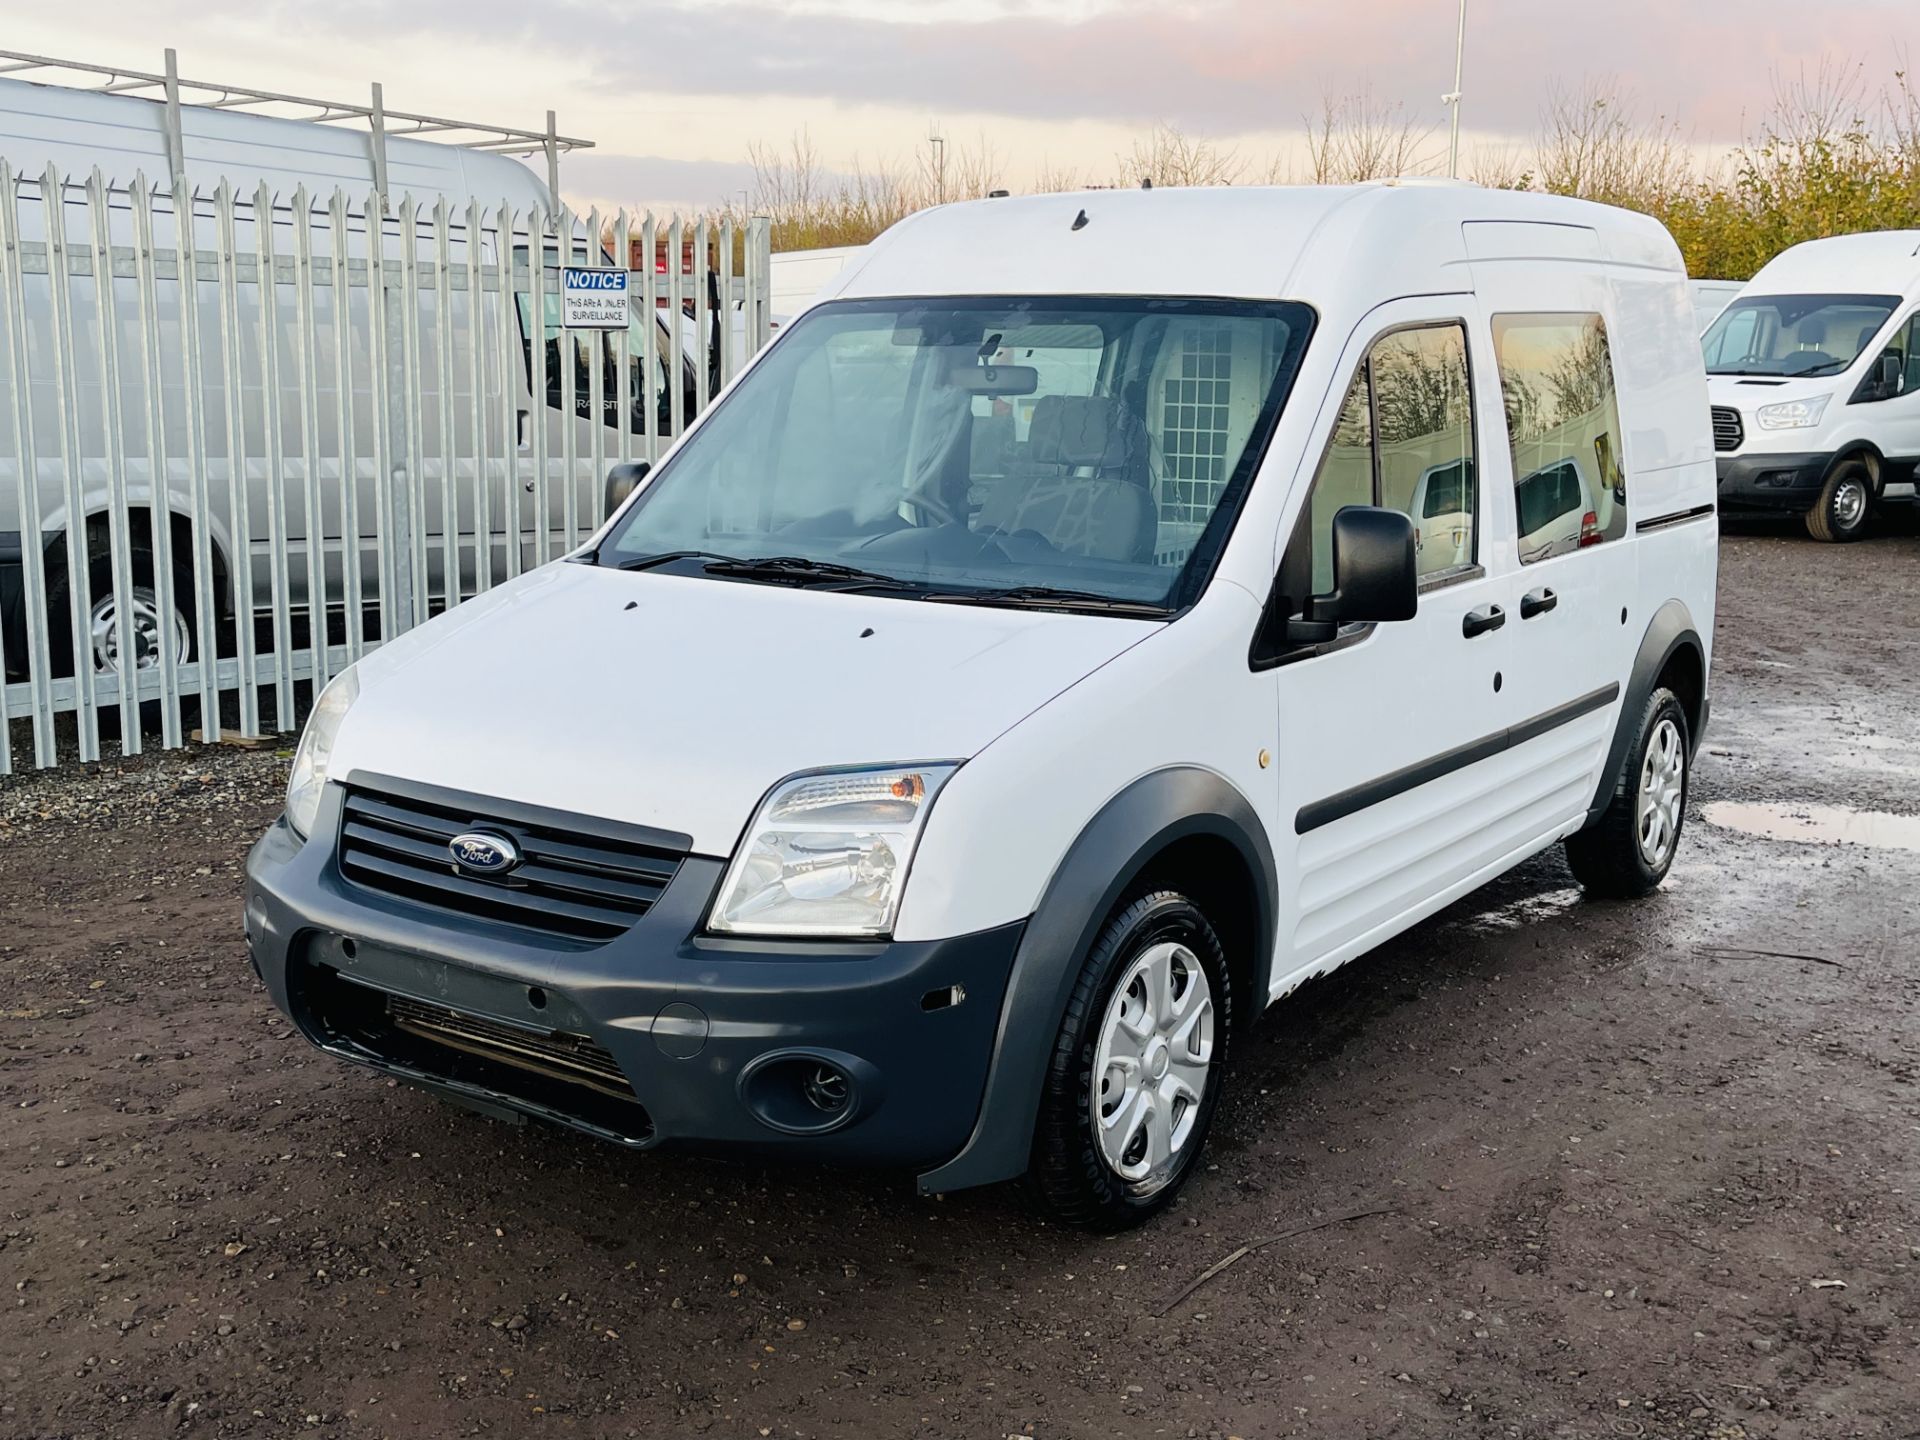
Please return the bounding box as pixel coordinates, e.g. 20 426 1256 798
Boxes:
1856 352 1903 403
1290 506 1419 643
604 460 651 517
1250 506 1418 667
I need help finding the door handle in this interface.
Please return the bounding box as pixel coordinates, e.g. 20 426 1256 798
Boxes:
1462 604 1506 638
1520 586 1559 619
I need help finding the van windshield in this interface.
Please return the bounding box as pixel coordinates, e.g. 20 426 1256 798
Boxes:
599 297 1314 611
1703 293 1900 378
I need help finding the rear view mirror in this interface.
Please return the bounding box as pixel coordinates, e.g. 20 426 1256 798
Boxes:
1290 506 1418 643
605 461 651 516
944 363 1039 398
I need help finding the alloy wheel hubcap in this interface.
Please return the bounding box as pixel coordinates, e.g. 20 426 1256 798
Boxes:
1092 940 1215 1188
1834 479 1867 528
1636 716 1685 869
89 589 190 675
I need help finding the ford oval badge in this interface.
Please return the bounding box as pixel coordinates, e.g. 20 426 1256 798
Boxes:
449 831 519 875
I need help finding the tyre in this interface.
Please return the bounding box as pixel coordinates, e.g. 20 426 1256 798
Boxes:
1565 686 1689 898
45 531 198 728
1804 459 1872 542
1025 890 1232 1231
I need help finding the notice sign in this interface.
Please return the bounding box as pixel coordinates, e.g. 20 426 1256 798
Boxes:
562 267 630 329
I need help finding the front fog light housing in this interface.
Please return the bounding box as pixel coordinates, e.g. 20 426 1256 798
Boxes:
709 764 958 937
1755 395 1830 430
285 668 360 839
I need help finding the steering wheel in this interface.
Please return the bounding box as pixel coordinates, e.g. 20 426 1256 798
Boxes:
981 526 1058 557
901 482 964 529
1782 351 1838 376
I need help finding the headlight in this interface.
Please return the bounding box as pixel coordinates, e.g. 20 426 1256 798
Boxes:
709 764 958 937
1755 395 1830 430
285 668 360 839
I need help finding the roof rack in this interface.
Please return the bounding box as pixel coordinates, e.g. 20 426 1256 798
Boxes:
0 46 593 205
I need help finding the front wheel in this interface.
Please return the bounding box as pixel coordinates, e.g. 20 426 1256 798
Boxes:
1024 890 1232 1231
1805 459 1872 542
1565 687 1690 898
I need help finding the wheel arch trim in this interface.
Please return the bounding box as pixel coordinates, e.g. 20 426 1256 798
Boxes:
38 496 235 614
915 765 1277 1195
38 481 238 567
1822 441 1884 490
1583 599 1706 828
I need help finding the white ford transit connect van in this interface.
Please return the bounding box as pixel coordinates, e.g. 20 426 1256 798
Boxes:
1703 230 1920 540
246 184 1717 1229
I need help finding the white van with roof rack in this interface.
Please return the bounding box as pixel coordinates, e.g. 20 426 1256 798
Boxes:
247 182 1716 1229
0 51 715 692
1703 230 1920 541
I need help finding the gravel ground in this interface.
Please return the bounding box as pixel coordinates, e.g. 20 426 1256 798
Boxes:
1 745 288 838
2 519 1917 1439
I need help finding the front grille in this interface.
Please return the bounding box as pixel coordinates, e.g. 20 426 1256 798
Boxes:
1711 405 1743 452
387 994 634 1100
300 965 654 1144
337 786 684 945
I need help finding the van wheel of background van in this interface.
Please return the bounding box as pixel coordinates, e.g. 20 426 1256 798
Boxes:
1804 460 1873 543
1024 890 1232 1231
46 534 199 730
1564 687 1691 899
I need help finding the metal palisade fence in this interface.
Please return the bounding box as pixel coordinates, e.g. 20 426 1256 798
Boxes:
0 164 771 773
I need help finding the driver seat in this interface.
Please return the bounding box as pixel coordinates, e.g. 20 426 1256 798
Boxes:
978 396 1157 563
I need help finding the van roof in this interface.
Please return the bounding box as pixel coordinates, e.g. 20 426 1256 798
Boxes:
0 75 552 209
827 183 1683 304
1744 230 1920 298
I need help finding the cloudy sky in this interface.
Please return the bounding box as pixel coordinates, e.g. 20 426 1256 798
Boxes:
6 1 1917 212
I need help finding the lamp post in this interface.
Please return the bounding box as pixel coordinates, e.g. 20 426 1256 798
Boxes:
1443 0 1466 178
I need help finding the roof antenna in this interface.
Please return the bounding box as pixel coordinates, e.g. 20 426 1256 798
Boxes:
1070 208 1089 231
1141 177 1153 189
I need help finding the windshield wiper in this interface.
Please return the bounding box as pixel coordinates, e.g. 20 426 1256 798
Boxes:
920 584 1169 616
700 555 928 591
610 549 742 572
609 553 1163 612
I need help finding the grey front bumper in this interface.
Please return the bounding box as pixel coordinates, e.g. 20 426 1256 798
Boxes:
1715 451 1832 510
245 782 1024 1180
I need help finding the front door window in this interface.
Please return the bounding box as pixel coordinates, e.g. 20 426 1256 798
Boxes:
1281 321 1478 606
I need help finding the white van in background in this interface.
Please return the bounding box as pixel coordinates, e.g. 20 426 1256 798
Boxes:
248 183 1716 1229
0 61 706 687
1704 231 1920 541
1689 279 1744 334
0 63 554 211
767 245 864 329
1515 455 1601 561
1409 458 1473 571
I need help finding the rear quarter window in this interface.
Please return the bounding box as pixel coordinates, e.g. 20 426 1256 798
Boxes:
1491 313 1627 562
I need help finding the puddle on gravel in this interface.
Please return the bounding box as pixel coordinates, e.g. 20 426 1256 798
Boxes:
1460 885 1583 934
1703 801 1920 853
1846 734 1910 752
